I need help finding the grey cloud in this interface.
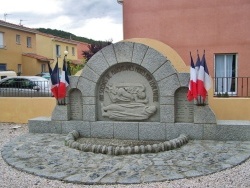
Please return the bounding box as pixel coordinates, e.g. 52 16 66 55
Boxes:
4 0 122 26
61 0 122 23
3 0 123 41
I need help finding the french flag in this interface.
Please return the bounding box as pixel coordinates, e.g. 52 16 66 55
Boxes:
197 52 211 100
187 52 197 101
58 57 70 99
48 61 60 99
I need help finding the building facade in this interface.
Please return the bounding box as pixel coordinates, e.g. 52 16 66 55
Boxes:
0 20 37 74
121 0 250 97
0 20 88 76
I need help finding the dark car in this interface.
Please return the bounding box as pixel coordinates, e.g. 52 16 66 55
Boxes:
0 76 51 97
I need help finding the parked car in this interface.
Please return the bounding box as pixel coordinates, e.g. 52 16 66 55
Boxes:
0 76 51 97
0 71 17 80
36 72 61 80
35 72 51 80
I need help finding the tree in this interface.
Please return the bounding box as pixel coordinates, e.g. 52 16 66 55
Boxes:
67 60 85 75
82 40 112 62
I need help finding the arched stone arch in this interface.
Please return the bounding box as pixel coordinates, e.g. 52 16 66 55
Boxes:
76 41 184 123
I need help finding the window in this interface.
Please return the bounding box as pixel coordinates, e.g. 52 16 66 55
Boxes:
56 45 61 57
0 64 6 71
0 32 4 48
0 78 15 88
72 47 75 56
19 78 35 89
41 64 46 72
214 54 237 95
27 37 31 48
17 64 22 75
16 34 21 44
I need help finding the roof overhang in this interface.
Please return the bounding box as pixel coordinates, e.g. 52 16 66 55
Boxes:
0 20 38 34
22 53 54 62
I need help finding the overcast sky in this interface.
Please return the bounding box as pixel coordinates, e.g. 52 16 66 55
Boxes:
0 0 123 42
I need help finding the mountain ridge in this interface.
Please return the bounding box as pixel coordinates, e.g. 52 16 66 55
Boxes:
36 28 102 44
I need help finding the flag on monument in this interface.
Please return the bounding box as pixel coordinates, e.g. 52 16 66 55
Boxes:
48 61 60 99
187 52 197 101
197 51 211 100
195 52 201 77
58 57 70 99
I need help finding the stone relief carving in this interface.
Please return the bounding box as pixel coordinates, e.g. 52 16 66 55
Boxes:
105 83 148 103
101 83 157 120
98 63 159 102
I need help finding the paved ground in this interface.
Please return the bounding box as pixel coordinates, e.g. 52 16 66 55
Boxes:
2 131 250 185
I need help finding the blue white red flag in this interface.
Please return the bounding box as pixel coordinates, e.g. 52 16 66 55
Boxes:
48 61 60 99
197 52 211 100
187 52 198 101
58 58 70 99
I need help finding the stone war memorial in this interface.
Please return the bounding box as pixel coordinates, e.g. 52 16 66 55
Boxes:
30 39 218 140
2 38 250 185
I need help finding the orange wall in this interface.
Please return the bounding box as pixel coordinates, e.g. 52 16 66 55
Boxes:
123 0 250 78
208 89 250 120
0 98 56 123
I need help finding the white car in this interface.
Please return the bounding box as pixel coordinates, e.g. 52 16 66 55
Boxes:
0 76 51 97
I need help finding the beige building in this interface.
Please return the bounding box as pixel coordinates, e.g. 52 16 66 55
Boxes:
0 20 84 76
36 33 79 72
0 20 38 75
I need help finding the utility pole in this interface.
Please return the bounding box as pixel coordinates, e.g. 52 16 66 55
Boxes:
19 19 27 26
4 13 11 21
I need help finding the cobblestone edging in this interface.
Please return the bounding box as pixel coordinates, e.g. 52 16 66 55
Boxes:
65 130 189 155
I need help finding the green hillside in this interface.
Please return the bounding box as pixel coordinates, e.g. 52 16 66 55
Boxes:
36 28 99 44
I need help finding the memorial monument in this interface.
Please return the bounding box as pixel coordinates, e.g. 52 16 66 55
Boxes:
29 39 219 143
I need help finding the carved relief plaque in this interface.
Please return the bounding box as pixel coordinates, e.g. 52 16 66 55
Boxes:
97 63 159 121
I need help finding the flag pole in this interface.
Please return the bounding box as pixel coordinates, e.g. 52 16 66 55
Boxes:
195 49 199 104
57 50 69 105
56 57 60 105
63 51 68 105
